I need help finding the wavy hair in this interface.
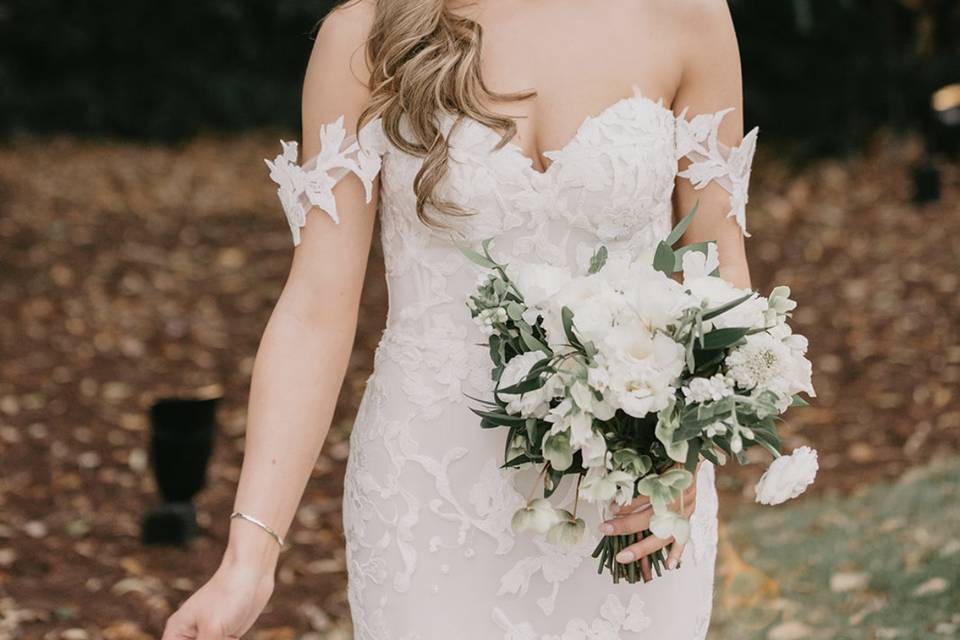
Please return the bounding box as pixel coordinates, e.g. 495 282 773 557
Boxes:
330 0 535 226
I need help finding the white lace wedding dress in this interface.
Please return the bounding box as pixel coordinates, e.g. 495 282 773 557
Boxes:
266 85 758 640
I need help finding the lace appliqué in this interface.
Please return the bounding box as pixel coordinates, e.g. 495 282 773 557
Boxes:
493 593 652 640
265 115 386 245
675 107 759 237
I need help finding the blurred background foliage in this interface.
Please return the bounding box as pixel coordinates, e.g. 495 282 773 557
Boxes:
0 0 958 152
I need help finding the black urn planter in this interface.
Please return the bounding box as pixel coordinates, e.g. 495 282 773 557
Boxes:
141 393 221 546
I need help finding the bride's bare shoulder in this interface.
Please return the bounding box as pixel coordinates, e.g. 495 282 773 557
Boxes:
655 0 737 42
302 1 376 127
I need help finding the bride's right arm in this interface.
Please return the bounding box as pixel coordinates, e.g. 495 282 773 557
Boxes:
162 5 378 639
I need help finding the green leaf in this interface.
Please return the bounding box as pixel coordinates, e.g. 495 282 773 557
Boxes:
588 245 609 274
505 301 525 322
470 407 526 426
684 439 702 472
653 241 677 275
561 306 581 348
701 292 756 321
790 394 810 407
700 327 749 350
519 328 550 354
665 201 700 246
456 241 497 269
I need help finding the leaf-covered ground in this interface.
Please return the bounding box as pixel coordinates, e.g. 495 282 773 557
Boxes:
709 458 960 640
0 130 957 639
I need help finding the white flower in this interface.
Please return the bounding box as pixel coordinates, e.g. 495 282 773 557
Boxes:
727 332 815 409
580 468 635 504
755 446 818 505
601 327 685 418
681 243 720 280
649 508 692 545
686 275 768 330
545 511 587 551
579 431 609 469
505 261 572 308
682 373 734 404
499 350 556 417
511 498 562 534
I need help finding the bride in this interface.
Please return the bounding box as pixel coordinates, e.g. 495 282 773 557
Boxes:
163 0 757 637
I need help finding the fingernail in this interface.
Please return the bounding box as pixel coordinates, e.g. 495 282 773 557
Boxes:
599 523 614 535
616 550 635 563
666 556 677 570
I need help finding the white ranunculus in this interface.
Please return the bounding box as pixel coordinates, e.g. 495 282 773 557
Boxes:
498 350 555 417
505 261 572 308
511 498 563 534
601 328 686 418
754 446 819 505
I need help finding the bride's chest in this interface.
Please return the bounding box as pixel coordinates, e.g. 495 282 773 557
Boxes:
377 94 680 246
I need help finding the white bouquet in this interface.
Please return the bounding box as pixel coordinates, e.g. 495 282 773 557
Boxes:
462 206 817 583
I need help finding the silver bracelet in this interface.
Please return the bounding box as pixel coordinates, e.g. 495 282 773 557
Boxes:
230 511 284 548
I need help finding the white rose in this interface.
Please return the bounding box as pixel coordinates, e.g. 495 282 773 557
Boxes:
754 446 819 505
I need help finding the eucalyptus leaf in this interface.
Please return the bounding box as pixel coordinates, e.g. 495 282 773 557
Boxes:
588 245 609 274
665 201 699 246
700 327 749 350
653 241 676 275
701 292 756 322
456 240 497 268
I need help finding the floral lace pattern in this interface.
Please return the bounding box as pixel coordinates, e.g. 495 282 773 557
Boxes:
265 115 388 245
268 88 755 638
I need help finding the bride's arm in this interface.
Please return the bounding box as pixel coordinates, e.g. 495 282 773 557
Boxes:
229 3 377 571
671 0 753 290
163 5 377 639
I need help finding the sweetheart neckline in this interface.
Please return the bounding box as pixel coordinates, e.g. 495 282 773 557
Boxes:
455 85 675 178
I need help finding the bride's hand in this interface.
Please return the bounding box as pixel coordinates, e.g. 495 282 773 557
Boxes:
161 555 276 640
598 462 701 582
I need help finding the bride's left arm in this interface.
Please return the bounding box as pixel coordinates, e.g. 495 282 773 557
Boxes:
671 0 754 290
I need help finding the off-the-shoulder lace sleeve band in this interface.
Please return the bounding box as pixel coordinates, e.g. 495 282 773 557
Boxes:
675 107 759 237
264 115 387 246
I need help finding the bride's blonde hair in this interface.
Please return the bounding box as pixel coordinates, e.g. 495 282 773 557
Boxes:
332 0 534 226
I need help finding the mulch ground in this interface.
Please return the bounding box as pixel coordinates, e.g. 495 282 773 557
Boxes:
0 129 957 639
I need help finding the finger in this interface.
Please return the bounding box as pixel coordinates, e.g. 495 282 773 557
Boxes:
640 555 652 582
615 533 672 564
599 508 654 536
666 540 685 570
611 494 651 515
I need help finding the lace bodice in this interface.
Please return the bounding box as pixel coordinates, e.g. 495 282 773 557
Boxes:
265 85 757 639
